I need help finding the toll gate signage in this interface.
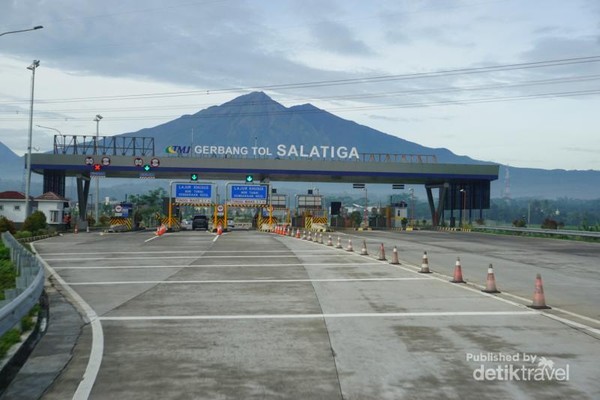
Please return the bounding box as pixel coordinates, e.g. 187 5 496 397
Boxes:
230 185 268 205
175 183 212 203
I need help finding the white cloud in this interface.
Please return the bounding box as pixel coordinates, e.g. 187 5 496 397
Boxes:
1 0 599 170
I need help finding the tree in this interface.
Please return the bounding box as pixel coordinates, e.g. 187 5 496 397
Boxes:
128 188 168 227
23 211 47 233
349 211 362 227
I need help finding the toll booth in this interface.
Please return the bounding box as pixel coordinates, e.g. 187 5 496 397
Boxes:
295 191 327 230
390 201 408 229
110 202 134 230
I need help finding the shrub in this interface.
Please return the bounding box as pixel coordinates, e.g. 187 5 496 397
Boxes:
513 218 527 228
14 231 33 239
541 218 558 230
0 216 16 234
23 211 47 233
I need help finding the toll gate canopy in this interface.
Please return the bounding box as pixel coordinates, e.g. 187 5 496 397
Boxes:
30 135 499 226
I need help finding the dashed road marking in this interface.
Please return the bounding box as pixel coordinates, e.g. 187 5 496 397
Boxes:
66 277 432 285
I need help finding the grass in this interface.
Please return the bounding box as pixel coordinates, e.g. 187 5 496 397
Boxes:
0 241 17 301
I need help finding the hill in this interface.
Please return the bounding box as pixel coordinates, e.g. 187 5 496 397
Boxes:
0 92 598 199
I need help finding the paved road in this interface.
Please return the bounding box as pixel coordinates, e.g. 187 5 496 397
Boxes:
26 229 600 399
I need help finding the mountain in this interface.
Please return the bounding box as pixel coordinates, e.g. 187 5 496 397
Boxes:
116 91 598 199
122 91 481 163
0 92 598 199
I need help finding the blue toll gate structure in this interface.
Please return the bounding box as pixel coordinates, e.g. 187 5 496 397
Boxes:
30 135 499 228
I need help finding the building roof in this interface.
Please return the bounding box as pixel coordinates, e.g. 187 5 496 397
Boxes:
35 191 68 201
0 191 28 200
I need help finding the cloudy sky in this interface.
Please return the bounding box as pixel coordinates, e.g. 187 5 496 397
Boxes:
1 0 599 170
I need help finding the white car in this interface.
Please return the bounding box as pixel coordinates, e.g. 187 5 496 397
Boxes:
180 219 193 230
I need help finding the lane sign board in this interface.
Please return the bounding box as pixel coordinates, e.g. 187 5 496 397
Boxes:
175 183 212 202
230 184 268 205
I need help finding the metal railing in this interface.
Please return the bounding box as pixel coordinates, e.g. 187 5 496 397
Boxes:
0 232 45 337
53 135 155 156
472 226 600 238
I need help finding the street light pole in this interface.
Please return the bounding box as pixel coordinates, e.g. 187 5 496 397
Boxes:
409 188 415 226
364 187 368 228
459 188 467 227
36 124 63 153
24 60 40 219
0 25 43 37
93 114 103 224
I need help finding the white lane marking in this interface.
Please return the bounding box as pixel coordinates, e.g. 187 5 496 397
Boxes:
53 262 385 270
542 313 600 336
39 249 344 256
212 234 220 242
31 243 104 400
66 277 431 285
43 254 346 261
100 310 537 322
144 235 160 243
281 235 600 333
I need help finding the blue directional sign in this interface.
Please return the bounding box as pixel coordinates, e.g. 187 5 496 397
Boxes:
175 183 212 203
230 184 268 204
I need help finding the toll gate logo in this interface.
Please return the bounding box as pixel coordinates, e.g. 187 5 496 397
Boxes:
165 145 191 155
466 352 570 382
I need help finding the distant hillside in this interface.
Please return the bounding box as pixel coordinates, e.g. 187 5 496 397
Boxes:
121 91 479 164
0 92 598 199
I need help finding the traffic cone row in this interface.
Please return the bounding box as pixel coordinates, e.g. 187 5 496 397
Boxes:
279 227 552 308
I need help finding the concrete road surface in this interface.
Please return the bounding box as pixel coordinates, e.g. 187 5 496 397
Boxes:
18 229 600 399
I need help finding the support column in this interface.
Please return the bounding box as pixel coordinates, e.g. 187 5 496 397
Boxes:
43 169 66 197
76 175 91 228
425 183 449 227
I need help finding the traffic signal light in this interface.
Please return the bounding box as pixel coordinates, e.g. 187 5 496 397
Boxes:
190 173 199 181
143 164 151 172
92 164 102 171
245 174 254 183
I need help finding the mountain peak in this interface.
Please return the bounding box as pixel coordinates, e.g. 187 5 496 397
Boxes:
225 91 277 106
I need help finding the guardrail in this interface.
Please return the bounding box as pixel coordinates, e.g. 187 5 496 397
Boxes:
472 226 600 238
0 232 45 337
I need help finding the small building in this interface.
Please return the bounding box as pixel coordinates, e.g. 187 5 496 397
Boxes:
35 192 71 227
0 191 33 223
0 190 70 227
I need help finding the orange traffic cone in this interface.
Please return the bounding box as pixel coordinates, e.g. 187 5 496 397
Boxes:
390 246 400 265
360 240 368 255
346 239 353 252
450 257 465 283
327 235 333 246
335 236 342 249
296 229 301 239
156 224 167 236
217 224 223 236
377 243 386 260
528 273 551 309
418 251 431 273
481 264 500 293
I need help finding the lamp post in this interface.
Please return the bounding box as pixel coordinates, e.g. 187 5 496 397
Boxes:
36 124 63 153
93 114 103 224
0 25 43 37
24 60 40 219
459 188 467 227
409 188 415 226
363 188 368 228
